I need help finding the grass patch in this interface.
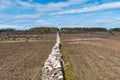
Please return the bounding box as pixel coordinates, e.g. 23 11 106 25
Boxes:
61 41 74 80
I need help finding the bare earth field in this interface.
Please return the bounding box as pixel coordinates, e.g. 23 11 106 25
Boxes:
0 34 56 80
61 33 120 80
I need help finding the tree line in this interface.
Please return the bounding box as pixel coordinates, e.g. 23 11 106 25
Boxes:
0 27 58 34
0 27 120 34
60 28 107 33
27 27 58 33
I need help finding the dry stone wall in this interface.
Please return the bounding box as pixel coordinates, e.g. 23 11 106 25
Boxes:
42 32 64 80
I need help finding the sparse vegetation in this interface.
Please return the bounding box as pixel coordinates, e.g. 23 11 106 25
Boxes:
61 41 74 80
0 27 58 42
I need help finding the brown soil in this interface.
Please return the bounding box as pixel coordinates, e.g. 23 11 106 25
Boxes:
62 34 120 80
0 34 56 80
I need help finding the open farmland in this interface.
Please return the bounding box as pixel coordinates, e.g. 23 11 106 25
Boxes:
0 34 56 80
61 33 120 80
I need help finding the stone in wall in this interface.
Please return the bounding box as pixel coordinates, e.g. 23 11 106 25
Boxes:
42 32 64 80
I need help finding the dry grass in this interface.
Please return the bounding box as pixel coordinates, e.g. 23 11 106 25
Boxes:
61 33 120 80
0 34 56 80
61 42 74 80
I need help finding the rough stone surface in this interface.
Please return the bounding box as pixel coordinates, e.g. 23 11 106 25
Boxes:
42 32 64 80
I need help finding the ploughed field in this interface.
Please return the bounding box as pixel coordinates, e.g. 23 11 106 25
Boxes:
61 33 120 80
0 34 56 80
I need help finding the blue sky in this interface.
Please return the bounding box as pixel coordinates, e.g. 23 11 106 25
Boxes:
0 0 120 29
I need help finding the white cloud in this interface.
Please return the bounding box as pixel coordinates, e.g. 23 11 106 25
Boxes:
14 14 41 19
115 17 120 20
0 24 21 29
0 0 33 10
54 2 120 15
0 0 87 12
0 0 120 29
0 0 14 10
15 0 33 9
69 0 86 4
34 0 86 12
0 0 88 22
0 13 13 19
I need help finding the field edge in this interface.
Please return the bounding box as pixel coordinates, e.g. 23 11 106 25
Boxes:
61 40 74 80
